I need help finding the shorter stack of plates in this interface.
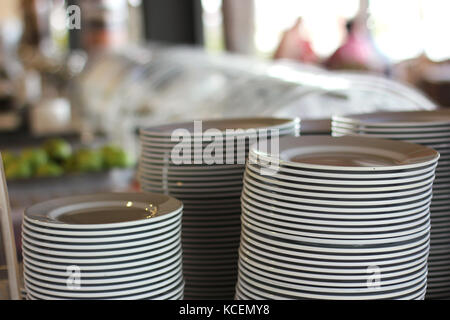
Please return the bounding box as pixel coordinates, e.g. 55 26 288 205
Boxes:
22 193 184 300
332 110 450 299
138 117 299 299
236 136 439 300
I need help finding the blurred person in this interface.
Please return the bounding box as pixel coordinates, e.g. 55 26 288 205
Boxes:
325 19 388 74
273 17 318 64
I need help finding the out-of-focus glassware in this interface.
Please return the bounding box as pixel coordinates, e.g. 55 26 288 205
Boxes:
73 44 437 158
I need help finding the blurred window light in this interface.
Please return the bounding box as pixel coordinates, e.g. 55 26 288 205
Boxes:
251 0 450 62
201 0 225 52
421 0 450 62
368 0 423 62
253 0 359 58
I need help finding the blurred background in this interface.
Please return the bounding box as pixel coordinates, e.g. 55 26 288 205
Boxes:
1 0 450 271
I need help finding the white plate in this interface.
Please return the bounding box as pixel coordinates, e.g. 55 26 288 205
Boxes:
137 165 245 177
245 171 436 194
240 236 429 269
140 117 298 136
140 150 250 164
23 251 182 279
243 179 432 207
23 211 182 237
22 235 181 262
24 264 182 291
137 168 244 181
139 125 297 143
26 282 185 300
241 207 430 239
242 197 430 227
22 223 181 251
249 159 438 179
246 161 437 186
243 187 432 214
138 160 244 171
140 182 242 193
333 111 450 128
241 192 432 221
25 192 183 230
250 136 439 172
237 270 427 300
22 247 182 273
241 225 430 255
244 169 434 200
138 173 243 188
238 256 427 287
239 246 428 280
331 127 450 139
242 217 431 246
22 215 181 243
24 275 184 299
332 121 450 133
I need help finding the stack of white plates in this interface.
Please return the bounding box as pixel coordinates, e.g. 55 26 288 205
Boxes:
236 136 439 300
22 193 184 300
332 110 450 299
138 118 299 299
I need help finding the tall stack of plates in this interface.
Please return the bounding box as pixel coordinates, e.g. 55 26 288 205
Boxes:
138 118 299 299
332 111 450 299
236 136 439 300
22 193 184 300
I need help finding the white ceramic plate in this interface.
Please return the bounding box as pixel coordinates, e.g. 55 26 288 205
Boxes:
23 251 182 280
22 215 181 243
24 264 183 291
244 169 434 200
241 225 430 255
241 207 430 239
243 179 432 207
249 159 438 179
22 223 181 251
138 173 243 188
140 117 298 136
23 210 181 237
242 217 431 246
21 234 181 262
333 111 450 127
237 270 427 300
241 196 430 227
240 236 429 269
241 192 432 221
22 248 183 273
24 275 184 299
238 256 427 287
243 187 432 214
250 136 439 172
25 192 183 230
246 161 437 186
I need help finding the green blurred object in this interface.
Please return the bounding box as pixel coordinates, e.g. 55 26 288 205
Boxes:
75 149 103 172
63 156 78 173
21 148 49 169
36 162 64 177
1 151 16 167
101 145 133 169
5 159 32 179
43 139 73 162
